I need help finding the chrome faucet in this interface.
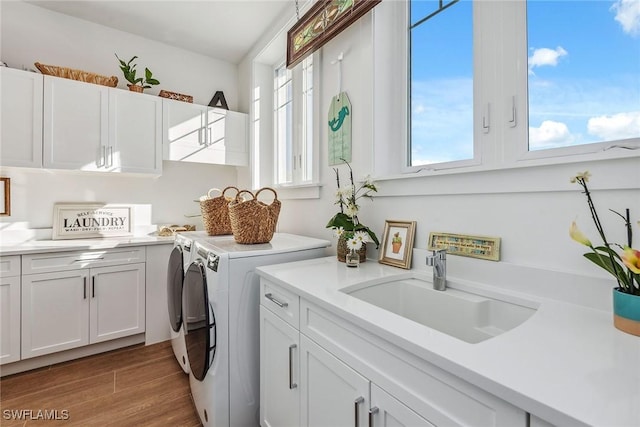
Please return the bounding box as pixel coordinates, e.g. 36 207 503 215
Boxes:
426 249 447 291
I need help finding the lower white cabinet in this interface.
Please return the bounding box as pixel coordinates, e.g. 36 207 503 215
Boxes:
260 279 527 427
0 256 22 364
21 260 145 359
300 334 369 426
260 306 300 427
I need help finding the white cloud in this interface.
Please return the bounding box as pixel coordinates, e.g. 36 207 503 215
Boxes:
587 111 640 140
529 120 575 149
528 46 568 75
611 0 640 37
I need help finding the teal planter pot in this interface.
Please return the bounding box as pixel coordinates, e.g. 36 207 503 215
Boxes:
613 288 640 336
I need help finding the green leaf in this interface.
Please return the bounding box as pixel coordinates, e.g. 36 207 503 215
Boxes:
145 67 152 80
326 212 355 230
145 78 160 86
583 252 629 286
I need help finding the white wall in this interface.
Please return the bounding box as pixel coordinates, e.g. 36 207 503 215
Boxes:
241 6 640 309
0 1 243 231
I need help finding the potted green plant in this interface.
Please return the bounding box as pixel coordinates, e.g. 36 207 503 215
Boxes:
115 54 160 93
326 159 379 263
569 171 640 336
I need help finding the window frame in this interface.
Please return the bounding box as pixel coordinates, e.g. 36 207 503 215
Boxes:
375 0 640 180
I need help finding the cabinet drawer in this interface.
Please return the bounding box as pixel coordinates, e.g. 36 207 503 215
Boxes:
0 256 21 278
300 299 526 427
260 279 299 329
22 247 146 275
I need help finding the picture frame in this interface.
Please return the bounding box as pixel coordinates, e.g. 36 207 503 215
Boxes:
52 203 134 240
378 220 416 269
428 232 501 261
286 0 382 69
0 177 10 216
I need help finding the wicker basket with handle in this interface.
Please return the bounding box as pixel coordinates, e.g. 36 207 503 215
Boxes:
199 186 240 235
228 187 281 244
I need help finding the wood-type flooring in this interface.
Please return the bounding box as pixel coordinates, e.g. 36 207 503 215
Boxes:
0 341 201 426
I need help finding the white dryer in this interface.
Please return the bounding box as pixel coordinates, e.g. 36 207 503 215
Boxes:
167 232 207 374
183 233 329 426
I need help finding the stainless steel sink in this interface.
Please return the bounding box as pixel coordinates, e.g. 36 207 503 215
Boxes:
342 277 538 343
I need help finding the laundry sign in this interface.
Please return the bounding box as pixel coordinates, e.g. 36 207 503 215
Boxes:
52 203 133 240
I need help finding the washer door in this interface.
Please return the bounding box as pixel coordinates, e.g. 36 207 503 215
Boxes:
167 246 184 333
184 260 217 381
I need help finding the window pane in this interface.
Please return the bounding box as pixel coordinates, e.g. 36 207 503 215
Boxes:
410 0 473 166
302 56 313 182
527 0 640 150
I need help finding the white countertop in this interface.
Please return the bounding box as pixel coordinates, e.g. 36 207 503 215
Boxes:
256 256 640 427
0 234 175 256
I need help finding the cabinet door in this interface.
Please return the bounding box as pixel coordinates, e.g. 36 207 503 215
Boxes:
109 89 162 174
260 306 300 427
22 270 90 359
163 99 208 162
43 76 108 170
90 263 145 343
206 108 248 166
0 276 21 364
370 384 434 427
0 67 43 167
300 334 369 427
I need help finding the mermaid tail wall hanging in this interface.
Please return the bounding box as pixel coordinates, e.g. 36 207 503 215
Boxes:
328 91 352 165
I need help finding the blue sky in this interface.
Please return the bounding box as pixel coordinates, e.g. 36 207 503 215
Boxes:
410 0 640 164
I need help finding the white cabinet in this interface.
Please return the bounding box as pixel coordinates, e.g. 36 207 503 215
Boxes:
109 89 162 173
43 75 108 171
260 279 527 427
300 334 369 427
0 256 21 364
0 67 43 167
163 98 248 166
43 75 162 174
260 306 300 427
21 248 146 359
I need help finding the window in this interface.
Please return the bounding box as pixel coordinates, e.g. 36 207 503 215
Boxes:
410 0 474 167
405 0 639 172
527 0 640 152
273 56 315 186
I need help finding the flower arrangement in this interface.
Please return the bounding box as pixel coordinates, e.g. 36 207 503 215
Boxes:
569 171 639 295
326 160 379 251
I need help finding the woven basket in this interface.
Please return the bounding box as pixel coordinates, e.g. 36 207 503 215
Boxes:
35 62 118 87
228 187 281 244
199 186 239 235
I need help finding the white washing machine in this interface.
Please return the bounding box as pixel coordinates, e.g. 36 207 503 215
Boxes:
183 233 330 426
167 232 208 374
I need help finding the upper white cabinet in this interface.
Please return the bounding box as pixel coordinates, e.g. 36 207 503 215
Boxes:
42 74 162 174
0 67 43 168
43 75 108 171
163 98 248 166
109 89 162 173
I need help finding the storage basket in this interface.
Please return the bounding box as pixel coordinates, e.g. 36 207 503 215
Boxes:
34 62 118 87
228 187 281 244
199 186 239 235
159 90 193 103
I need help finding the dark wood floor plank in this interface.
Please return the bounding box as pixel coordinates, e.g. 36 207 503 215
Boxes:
1 341 201 427
1 372 114 415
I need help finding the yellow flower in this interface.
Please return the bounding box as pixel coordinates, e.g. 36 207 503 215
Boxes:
621 247 640 274
569 221 592 246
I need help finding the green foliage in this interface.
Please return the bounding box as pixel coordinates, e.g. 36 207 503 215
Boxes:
115 54 160 88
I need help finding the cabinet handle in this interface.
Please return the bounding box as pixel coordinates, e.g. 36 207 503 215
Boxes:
92 276 96 298
98 145 106 167
265 293 288 308
288 344 297 389
354 396 364 427
368 407 379 427
107 146 114 167
83 276 87 299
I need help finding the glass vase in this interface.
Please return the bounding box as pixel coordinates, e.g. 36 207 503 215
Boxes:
345 248 360 268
